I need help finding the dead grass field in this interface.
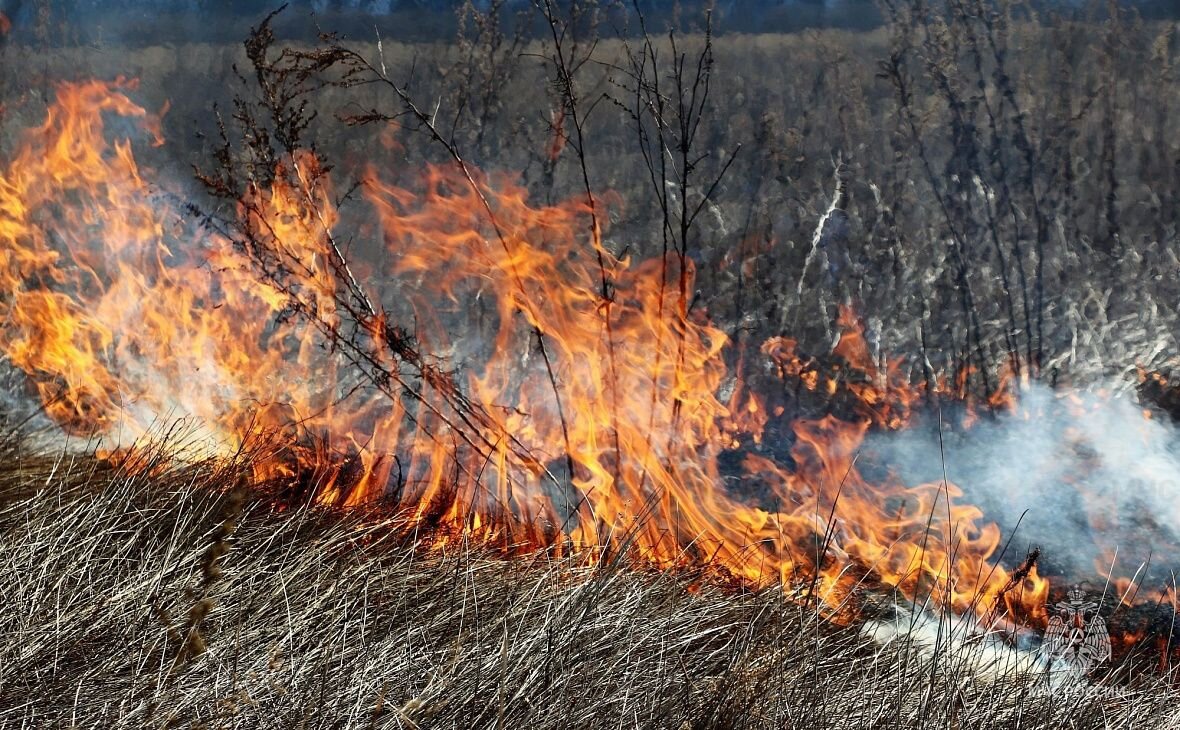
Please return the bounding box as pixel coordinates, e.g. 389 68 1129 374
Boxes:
5 9 1180 727
0 432 1178 729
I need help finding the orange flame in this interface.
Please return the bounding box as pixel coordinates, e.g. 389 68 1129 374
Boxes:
7 78 1148 635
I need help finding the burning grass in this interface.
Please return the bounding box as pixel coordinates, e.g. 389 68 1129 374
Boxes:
0 435 1178 729
6 6 1180 724
0 69 1060 627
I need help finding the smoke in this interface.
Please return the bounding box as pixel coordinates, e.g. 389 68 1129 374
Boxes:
862 382 1180 592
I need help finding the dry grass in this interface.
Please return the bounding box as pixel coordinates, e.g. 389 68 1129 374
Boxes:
1 433 1177 729
3 12 1180 726
4 7 1180 726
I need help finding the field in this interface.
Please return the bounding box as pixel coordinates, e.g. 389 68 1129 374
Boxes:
2 437 1179 728
4 2 1180 727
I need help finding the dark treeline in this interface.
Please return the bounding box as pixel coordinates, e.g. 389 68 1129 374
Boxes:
1 0 1177 45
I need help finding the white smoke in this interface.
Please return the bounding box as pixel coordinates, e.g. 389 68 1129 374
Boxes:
862 381 1180 591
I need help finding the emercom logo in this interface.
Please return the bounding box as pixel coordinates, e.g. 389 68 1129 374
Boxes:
1042 586 1112 672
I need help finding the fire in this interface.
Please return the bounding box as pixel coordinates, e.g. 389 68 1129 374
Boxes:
0 79 368 486
2 78 1164 641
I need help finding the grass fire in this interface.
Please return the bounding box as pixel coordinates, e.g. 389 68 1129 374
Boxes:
3 1 1180 727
